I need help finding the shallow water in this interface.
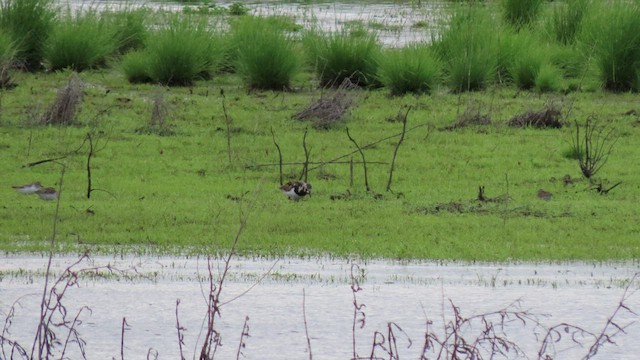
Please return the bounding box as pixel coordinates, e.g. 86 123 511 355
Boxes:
60 0 451 46
1 255 639 359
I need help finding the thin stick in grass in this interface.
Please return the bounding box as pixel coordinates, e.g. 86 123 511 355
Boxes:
299 128 310 182
346 127 370 192
270 127 283 186
386 106 410 192
221 88 233 165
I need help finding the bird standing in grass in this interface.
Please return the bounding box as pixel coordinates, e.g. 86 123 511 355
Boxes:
280 181 312 201
35 187 59 201
12 182 43 194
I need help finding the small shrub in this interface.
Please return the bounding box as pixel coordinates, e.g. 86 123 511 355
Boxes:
501 0 544 31
231 16 300 90
121 50 153 83
145 14 223 86
378 44 441 96
0 0 54 71
509 47 544 90
304 28 381 88
45 10 118 71
571 118 617 179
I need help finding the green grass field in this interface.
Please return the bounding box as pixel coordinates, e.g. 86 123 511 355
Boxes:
1 69 639 260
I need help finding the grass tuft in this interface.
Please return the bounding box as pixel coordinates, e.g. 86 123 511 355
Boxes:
378 44 441 96
231 16 301 90
45 9 117 72
0 0 54 71
304 28 381 88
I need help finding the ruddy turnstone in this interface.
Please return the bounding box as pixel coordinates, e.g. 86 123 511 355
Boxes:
35 187 59 201
280 181 312 201
12 182 43 194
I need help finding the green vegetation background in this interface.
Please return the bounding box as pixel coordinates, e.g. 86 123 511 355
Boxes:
1 70 639 261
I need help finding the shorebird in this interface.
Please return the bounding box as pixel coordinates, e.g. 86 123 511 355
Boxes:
280 181 312 201
12 182 43 194
35 187 59 201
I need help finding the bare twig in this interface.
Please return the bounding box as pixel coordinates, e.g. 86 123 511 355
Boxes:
221 88 233 165
121 317 129 360
176 300 186 360
303 289 313 360
270 127 283 186
300 128 310 182
236 316 250 360
346 127 370 192
386 106 410 192
350 264 366 359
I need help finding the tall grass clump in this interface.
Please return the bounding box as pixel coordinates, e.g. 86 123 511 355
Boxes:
121 50 153 83
501 31 548 90
0 30 17 88
580 2 640 92
145 14 224 86
433 5 498 92
45 10 118 72
230 16 300 90
103 7 148 54
378 43 441 95
546 0 591 45
304 27 381 88
0 0 55 71
501 0 544 31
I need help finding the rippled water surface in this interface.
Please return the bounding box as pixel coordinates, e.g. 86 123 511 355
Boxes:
1 255 639 359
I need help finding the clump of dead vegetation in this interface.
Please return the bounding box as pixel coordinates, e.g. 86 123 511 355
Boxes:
41 73 84 125
292 78 358 129
135 94 175 136
444 102 492 130
508 104 563 128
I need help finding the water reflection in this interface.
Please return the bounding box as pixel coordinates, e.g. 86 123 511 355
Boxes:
1 255 639 359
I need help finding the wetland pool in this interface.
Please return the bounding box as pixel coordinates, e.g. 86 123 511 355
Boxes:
1 255 640 359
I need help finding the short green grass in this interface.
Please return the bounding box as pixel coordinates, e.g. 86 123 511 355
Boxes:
1 69 639 261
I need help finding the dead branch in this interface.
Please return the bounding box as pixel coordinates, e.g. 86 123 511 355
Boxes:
386 106 410 192
346 127 370 192
270 127 283 186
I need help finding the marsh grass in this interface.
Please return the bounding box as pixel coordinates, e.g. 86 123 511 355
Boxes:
231 16 301 90
304 28 381 88
120 50 153 83
501 0 544 31
378 44 441 96
580 1 640 92
433 5 498 92
0 0 54 71
1 70 640 260
545 0 591 45
0 30 17 89
102 7 148 54
145 14 223 86
45 9 118 72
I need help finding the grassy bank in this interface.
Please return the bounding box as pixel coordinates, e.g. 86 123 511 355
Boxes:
1 69 639 260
